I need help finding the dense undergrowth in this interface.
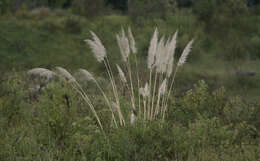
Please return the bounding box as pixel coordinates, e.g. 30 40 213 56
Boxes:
0 73 260 161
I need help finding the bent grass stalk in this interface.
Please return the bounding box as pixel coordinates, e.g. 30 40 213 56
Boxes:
104 58 125 126
80 69 118 128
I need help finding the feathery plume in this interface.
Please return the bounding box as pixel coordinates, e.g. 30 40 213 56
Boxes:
78 68 95 81
85 31 107 62
55 67 76 83
139 88 144 97
28 68 47 75
130 107 137 125
147 28 158 69
155 36 168 73
159 79 167 95
167 57 174 77
139 82 150 97
116 29 130 62
167 31 178 57
144 82 150 97
128 27 137 54
165 31 178 77
28 68 56 80
177 39 194 66
116 64 127 83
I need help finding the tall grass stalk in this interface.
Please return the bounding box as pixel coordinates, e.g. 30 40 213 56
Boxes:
117 29 136 112
86 31 125 126
162 39 194 119
79 69 118 128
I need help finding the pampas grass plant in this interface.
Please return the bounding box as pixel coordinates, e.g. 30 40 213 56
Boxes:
28 27 194 132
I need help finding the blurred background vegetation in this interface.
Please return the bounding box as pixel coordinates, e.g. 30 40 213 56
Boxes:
1 1 260 160
0 0 260 101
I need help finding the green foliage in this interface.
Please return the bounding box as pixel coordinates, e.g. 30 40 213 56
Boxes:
193 0 218 23
249 35 260 58
41 19 63 32
0 74 260 160
129 0 177 21
64 17 82 34
34 82 97 147
72 0 105 18
0 0 12 14
1 2 260 160
0 73 29 126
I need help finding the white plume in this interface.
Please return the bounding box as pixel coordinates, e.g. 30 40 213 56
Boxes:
177 39 194 66
147 28 158 69
116 64 127 83
85 31 107 62
128 27 137 54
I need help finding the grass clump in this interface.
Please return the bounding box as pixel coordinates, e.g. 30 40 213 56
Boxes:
28 27 194 130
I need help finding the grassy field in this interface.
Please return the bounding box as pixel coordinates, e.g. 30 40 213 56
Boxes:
0 9 260 161
1 11 259 102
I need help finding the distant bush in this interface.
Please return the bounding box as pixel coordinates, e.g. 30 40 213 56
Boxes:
193 0 218 23
71 0 105 18
64 17 82 34
129 0 177 21
41 19 62 33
